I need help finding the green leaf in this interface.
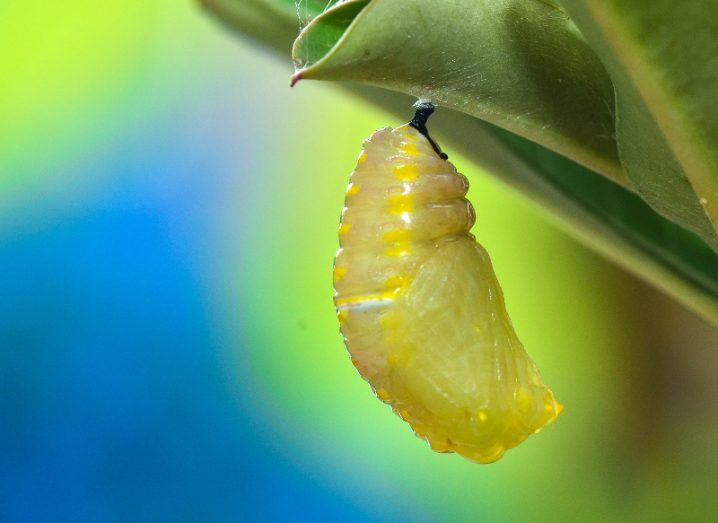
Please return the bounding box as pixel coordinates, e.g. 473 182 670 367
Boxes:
558 0 718 251
292 0 627 188
200 0 718 326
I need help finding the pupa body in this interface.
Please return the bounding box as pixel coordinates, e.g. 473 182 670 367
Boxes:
333 123 562 463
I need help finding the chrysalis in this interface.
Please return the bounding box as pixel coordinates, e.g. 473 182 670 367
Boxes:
333 103 562 463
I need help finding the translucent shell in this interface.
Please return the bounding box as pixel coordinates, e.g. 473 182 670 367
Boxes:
333 124 562 463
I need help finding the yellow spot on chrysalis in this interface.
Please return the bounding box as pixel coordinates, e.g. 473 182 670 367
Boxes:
392 164 418 181
382 228 411 243
376 388 390 401
346 183 360 197
397 126 418 141
400 142 420 157
333 266 347 281
383 275 408 289
388 194 414 214
478 410 489 423
385 243 411 257
543 391 563 414
357 151 367 164
337 309 348 323
338 223 351 235
380 288 401 300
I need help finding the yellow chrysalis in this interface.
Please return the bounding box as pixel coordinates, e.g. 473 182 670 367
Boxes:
333 103 562 463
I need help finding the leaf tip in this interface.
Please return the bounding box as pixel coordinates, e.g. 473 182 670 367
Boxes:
290 69 305 87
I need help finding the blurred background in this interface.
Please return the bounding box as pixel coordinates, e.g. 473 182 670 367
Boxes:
2 1 718 521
